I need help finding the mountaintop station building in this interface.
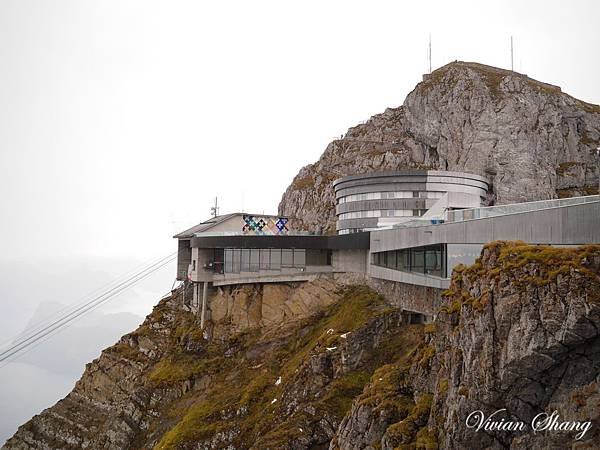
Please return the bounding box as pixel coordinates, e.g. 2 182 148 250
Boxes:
174 170 600 325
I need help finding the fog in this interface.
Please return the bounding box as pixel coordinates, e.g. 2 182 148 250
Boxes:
1 0 599 444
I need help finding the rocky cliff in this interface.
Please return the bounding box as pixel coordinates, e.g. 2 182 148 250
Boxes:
5 242 600 449
278 62 600 233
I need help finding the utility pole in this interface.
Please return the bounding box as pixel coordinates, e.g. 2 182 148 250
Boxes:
210 197 219 218
510 36 514 71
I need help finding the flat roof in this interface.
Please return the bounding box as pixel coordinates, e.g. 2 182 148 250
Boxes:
332 170 490 188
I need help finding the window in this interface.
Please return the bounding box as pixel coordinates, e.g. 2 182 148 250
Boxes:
372 244 447 278
260 249 270 270
241 249 250 272
282 249 294 267
271 249 282 270
225 249 234 273
293 249 306 267
232 249 241 273
250 249 260 272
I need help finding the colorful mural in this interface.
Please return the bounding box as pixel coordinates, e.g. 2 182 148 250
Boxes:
242 215 289 235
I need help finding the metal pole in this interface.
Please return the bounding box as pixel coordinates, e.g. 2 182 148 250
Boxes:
510 36 513 71
200 281 208 329
597 147 600 195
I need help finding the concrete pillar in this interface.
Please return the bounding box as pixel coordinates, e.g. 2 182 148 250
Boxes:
200 281 208 329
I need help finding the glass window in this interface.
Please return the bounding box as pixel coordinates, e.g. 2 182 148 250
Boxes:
411 249 425 273
232 249 241 273
270 249 281 270
425 247 441 276
293 249 306 267
282 249 294 267
224 249 233 273
260 249 270 270
241 249 250 272
250 249 260 272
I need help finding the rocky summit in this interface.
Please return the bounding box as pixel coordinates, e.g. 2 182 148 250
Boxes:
278 61 600 233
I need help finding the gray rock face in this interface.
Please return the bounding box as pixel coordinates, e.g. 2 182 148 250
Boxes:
331 242 600 449
278 62 600 233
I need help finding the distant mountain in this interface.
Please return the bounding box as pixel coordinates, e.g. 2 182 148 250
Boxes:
278 61 600 233
0 302 142 445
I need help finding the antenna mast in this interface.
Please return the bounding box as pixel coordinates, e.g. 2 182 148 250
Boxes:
210 197 219 218
428 33 432 73
510 36 514 71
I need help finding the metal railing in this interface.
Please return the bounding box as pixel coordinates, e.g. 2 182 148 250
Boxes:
446 195 600 223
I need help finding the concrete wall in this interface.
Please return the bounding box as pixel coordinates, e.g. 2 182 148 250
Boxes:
189 248 215 282
332 249 368 273
369 265 450 290
370 200 600 254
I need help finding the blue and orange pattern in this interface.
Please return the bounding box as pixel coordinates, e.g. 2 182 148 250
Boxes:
242 215 289 235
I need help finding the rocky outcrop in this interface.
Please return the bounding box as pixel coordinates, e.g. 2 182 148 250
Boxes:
5 243 600 449
278 62 600 232
3 282 423 450
209 278 340 333
332 242 600 449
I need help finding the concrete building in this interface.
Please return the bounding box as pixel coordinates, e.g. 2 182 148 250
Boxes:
333 170 489 234
174 171 600 324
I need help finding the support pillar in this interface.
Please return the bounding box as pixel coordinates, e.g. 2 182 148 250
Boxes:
200 281 208 329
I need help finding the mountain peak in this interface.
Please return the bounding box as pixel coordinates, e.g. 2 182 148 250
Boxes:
278 62 600 233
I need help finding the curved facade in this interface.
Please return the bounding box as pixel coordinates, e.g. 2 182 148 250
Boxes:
333 170 490 234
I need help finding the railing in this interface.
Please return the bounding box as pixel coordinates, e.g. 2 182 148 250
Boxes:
446 195 600 223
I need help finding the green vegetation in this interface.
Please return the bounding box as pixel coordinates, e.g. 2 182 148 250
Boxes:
152 285 426 449
440 241 600 320
385 393 434 448
556 161 583 176
292 175 314 190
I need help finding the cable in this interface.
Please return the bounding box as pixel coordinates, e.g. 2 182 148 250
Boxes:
0 253 176 362
0 252 181 350
0 253 178 364
0 258 178 369
0 254 176 366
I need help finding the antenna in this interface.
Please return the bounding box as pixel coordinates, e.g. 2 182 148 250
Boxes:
510 36 514 71
428 33 432 73
210 197 219 218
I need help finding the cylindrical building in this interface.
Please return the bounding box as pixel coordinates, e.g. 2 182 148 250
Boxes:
333 170 490 234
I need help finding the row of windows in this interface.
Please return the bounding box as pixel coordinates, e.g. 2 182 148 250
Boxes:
224 248 306 273
338 228 363 234
339 209 428 220
372 244 447 278
338 191 444 204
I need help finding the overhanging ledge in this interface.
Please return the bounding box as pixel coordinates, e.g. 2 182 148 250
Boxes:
190 232 370 250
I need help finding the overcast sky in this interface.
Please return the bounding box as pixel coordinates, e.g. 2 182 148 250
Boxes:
0 0 599 443
1 0 599 263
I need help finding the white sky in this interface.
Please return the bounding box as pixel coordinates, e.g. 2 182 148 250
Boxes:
1 0 599 263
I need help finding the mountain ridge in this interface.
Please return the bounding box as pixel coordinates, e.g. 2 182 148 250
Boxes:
278 61 600 233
